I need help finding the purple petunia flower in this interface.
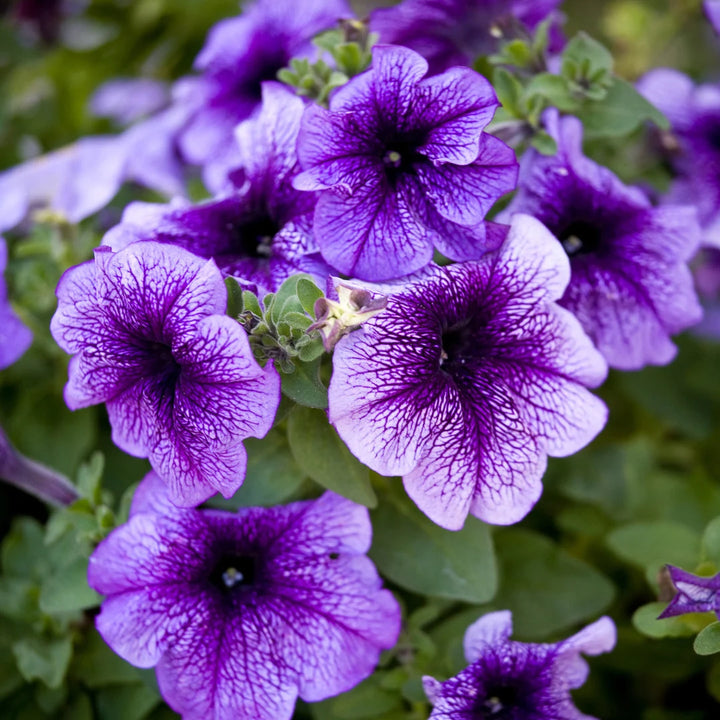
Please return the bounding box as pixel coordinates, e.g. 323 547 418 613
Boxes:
104 83 330 297
423 610 615 719
705 1 720 34
659 565 720 619
90 78 171 126
0 237 32 370
370 0 563 75
638 69 720 249
293 44 518 281
328 214 608 530
89 472 401 720
50 242 280 506
176 0 351 181
501 111 702 370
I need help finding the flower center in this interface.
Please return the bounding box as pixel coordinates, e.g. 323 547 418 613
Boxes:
473 684 523 719
380 134 425 185
557 219 602 256
236 214 279 258
440 319 476 371
210 554 257 592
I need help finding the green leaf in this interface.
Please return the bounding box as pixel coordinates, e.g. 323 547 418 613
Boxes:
313 674 402 719
94 683 160 720
39 556 100 614
286 405 377 507
224 276 245 319
523 72 577 112
493 528 615 639
70 629 142 688
561 32 613 76
492 67 524 116
632 602 699 639
241 289 263 318
695 622 720 656
76 451 104 505
280 357 328 408
703 516 720 567
13 635 73 689
578 77 669 138
529 130 558 155
370 497 497 603
606 521 701 579
296 277 324 315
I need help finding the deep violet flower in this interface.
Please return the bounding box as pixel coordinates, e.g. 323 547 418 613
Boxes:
293 44 518 281
176 0 351 181
694 248 720 338
0 237 32 369
658 566 720 619
89 472 401 720
501 112 702 371
423 610 616 719
370 0 563 75
50 242 280 507
638 69 720 248
103 83 330 297
328 214 607 530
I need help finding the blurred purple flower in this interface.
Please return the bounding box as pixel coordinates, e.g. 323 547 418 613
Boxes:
90 78 171 126
329 214 607 530
89 473 401 720
659 565 720 619
501 112 702 370
705 1 720 34
294 44 517 281
104 83 330 297
51 242 280 507
638 68 720 248
176 0 351 183
370 0 563 75
423 610 615 719
0 237 32 369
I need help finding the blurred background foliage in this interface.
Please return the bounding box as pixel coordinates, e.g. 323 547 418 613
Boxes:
2 0 720 719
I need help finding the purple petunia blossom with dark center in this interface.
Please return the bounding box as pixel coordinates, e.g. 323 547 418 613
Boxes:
500 111 702 371
423 610 615 719
370 0 563 75
638 68 720 248
176 0 351 183
88 472 401 720
328 214 608 530
104 83 330 297
0 237 32 370
293 44 518 281
658 566 720 619
50 242 280 506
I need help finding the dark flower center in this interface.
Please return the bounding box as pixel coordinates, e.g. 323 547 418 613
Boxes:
473 684 523 718
557 219 602 257
381 134 426 185
210 554 257 593
236 214 280 258
440 319 476 372
144 342 181 389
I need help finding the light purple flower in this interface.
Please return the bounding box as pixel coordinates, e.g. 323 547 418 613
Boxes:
0 237 32 369
423 610 616 719
370 0 563 75
329 214 607 530
176 0 351 181
89 472 401 720
659 566 720 619
705 1 720 34
293 44 518 281
638 68 720 249
90 78 171 126
103 83 330 297
694 248 720 338
0 114 185 233
50 242 280 506
501 112 702 370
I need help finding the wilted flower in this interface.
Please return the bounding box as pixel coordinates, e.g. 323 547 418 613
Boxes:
51 242 280 506
104 83 330 297
370 0 563 75
329 214 607 530
423 610 616 719
89 473 401 720
658 565 720 619
501 111 702 370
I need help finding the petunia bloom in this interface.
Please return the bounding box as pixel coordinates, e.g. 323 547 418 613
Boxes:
89 473 401 720
294 44 518 281
371 0 563 75
50 242 280 506
176 0 351 182
104 83 330 297
658 566 720 619
423 610 616 719
0 237 32 370
705 1 720 34
329 214 608 530
501 111 702 370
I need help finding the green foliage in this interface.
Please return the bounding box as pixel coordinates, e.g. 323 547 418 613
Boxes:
695 623 720 656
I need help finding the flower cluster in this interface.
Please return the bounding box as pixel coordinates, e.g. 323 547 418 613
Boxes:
3 0 719 717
